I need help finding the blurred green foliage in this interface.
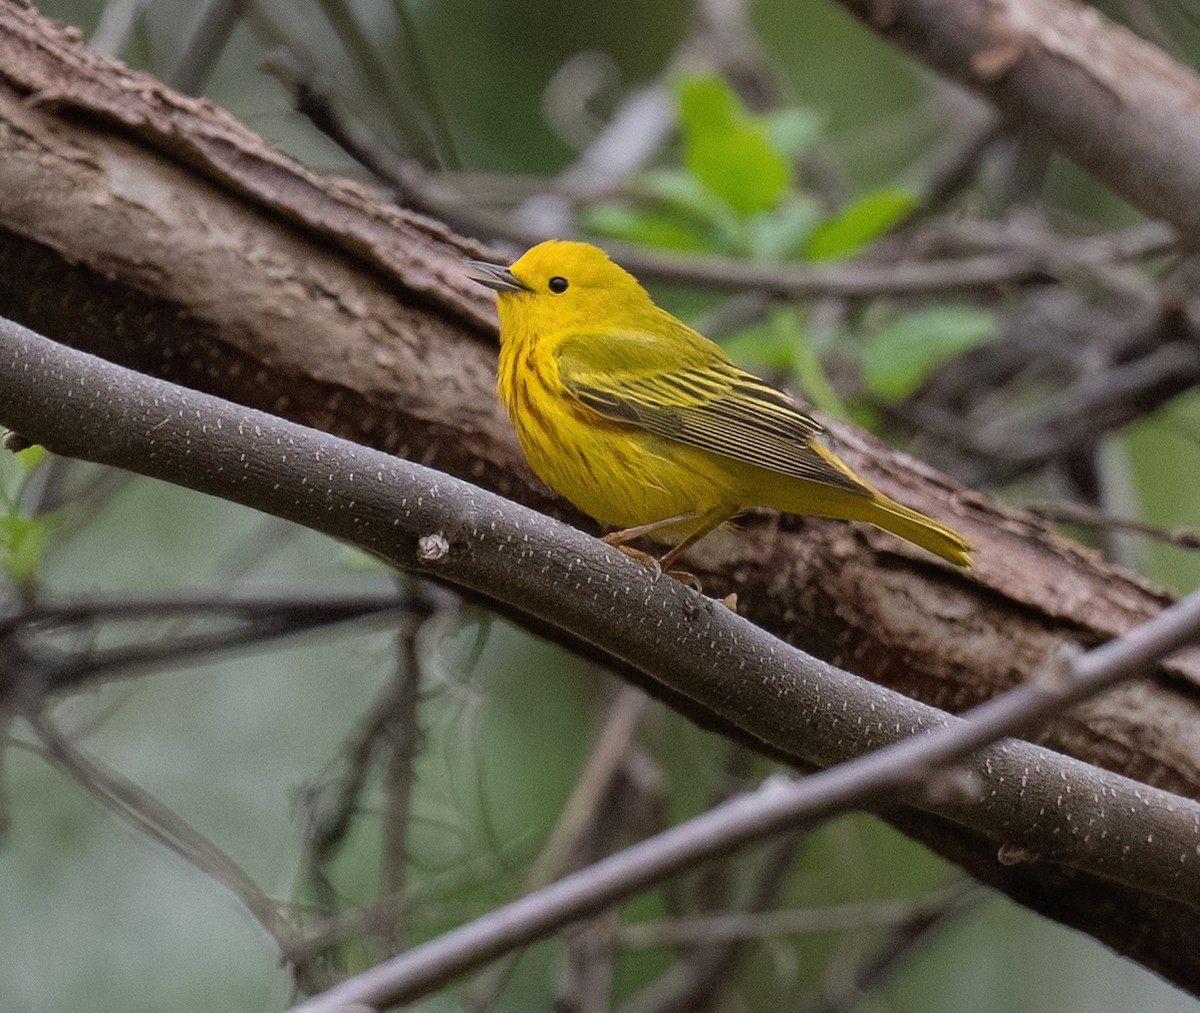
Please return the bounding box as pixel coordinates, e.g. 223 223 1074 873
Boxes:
861 306 997 402
0 445 53 586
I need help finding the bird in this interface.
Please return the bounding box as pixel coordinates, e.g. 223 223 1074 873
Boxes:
467 240 972 574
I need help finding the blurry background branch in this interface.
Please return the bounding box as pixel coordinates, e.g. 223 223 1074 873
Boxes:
835 0 1200 244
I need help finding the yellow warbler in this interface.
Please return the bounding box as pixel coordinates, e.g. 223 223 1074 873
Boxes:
468 240 972 570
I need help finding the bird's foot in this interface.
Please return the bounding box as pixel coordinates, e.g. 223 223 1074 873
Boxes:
604 543 702 592
603 538 717 598
606 541 663 580
665 568 702 592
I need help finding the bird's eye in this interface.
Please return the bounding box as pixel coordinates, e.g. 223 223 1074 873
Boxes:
548 276 569 294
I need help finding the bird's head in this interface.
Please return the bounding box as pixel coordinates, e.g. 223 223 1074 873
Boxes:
467 240 656 339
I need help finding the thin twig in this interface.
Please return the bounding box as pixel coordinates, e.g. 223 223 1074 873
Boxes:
376 581 432 954
463 683 650 1011
169 0 249 95
637 835 805 1013
613 888 975 949
1 592 413 695
89 0 151 57
386 0 460 169
810 882 980 1013
21 710 320 987
295 592 436 922
1025 500 1200 551
312 0 436 167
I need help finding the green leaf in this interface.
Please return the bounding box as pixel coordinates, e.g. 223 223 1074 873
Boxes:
0 444 53 584
775 307 847 419
639 169 732 227
722 320 797 373
583 204 711 252
676 73 790 218
676 73 739 136
744 196 823 261
803 186 918 260
0 442 45 506
761 107 825 156
0 513 52 585
861 306 997 400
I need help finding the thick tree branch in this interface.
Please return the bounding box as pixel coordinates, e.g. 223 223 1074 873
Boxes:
4 316 1200 990
835 0 1200 246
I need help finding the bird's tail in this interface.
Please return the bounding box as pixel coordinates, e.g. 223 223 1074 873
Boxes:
794 439 974 566
765 464 973 566
849 491 973 567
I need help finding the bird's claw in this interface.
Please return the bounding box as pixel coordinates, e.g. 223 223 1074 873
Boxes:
610 542 663 580
604 542 713 598
665 568 702 592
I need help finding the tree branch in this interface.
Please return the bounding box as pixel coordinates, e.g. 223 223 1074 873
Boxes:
834 0 1200 245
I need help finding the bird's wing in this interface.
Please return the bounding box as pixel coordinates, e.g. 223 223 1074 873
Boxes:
554 328 868 492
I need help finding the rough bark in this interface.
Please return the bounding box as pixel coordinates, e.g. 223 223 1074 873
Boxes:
835 0 1200 246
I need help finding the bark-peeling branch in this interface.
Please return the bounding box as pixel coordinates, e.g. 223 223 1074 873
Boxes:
835 0 1200 245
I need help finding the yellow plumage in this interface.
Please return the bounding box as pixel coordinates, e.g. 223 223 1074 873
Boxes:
468 240 972 570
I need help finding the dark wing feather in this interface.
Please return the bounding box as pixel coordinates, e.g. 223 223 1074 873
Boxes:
558 333 867 493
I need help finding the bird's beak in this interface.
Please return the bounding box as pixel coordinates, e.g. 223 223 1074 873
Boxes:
466 260 530 293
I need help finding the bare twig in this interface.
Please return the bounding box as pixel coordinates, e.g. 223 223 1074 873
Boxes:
556 916 617 1013
1025 500 1200 551
19 710 318 986
632 835 804 1013
613 887 977 949
463 683 651 1011
170 0 248 95
89 0 151 57
0 591 414 696
295 591 437 920
811 882 980 1013
386 0 460 169
530 686 652 889
376 581 432 954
